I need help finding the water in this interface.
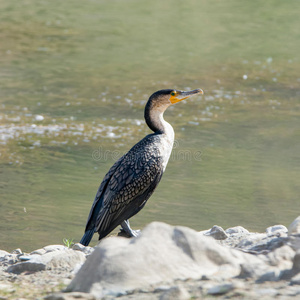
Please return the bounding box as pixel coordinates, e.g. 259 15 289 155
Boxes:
0 0 299 251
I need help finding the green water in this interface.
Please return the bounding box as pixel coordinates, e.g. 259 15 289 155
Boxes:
0 0 299 251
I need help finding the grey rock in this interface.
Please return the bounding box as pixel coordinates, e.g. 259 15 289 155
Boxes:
7 249 86 274
287 235 300 251
72 243 94 256
67 222 265 296
1 253 19 265
237 233 286 254
289 216 300 235
293 251 300 272
11 248 22 255
207 283 235 295
279 250 300 281
159 286 190 300
256 270 281 283
239 260 270 278
266 225 288 235
205 225 228 240
237 233 267 249
225 226 249 235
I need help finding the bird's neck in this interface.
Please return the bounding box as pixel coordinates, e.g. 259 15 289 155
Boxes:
144 103 174 138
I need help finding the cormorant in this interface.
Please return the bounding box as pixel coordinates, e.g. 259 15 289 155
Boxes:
80 88 203 246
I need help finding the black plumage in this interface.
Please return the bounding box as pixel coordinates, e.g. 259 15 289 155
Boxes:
80 88 203 246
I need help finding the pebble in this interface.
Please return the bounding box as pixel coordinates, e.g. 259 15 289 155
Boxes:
205 225 228 240
207 283 235 295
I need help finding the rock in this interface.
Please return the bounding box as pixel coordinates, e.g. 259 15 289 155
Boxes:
72 243 94 256
266 245 295 269
291 250 300 273
159 286 190 300
256 270 281 283
11 248 22 255
43 245 68 253
0 250 10 261
207 283 235 295
289 216 300 235
205 225 228 240
287 235 300 251
237 233 286 254
1 253 19 265
266 225 288 235
237 233 267 249
198 229 210 235
255 288 278 297
67 222 265 296
0 283 15 293
7 249 85 274
19 255 32 261
290 273 300 285
44 292 96 300
225 226 249 235
31 248 47 255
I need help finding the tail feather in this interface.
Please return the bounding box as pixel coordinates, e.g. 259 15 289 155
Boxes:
80 229 95 246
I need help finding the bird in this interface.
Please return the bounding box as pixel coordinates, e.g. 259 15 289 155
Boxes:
80 88 203 246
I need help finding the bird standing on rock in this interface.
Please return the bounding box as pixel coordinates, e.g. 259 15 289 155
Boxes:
80 88 203 246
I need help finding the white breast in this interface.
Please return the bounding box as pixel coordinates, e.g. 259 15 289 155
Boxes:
160 121 175 171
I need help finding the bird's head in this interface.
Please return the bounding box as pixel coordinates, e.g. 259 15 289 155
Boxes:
145 88 204 132
148 88 204 111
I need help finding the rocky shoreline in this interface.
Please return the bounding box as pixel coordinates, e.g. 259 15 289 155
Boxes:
1 217 300 299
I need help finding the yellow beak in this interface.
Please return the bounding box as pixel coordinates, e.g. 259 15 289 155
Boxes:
169 88 204 104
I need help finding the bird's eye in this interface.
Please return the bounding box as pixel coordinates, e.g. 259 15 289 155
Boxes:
171 91 176 96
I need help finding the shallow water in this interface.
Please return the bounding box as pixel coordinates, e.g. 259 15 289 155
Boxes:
0 0 299 251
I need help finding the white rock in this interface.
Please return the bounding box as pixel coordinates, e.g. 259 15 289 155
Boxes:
7 249 86 274
43 245 68 253
35 115 44 121
225 226 249 235
289 216 300 235
67 222 265 296
0 250 10 259
266 245 295 270
266 225 288 235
